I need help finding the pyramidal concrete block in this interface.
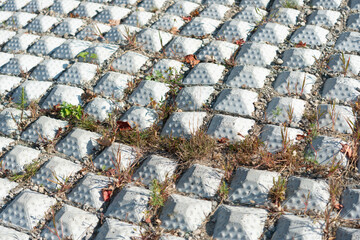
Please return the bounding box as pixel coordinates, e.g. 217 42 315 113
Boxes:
181 17 221 37
0 178 18 206
26 15 59 33
273 71 316 95
1 145 40 173
3 33 40 53
265 97 306 124
307 10 340 28
84 97 114 121
334 32 360 53
133 154 177 186
166 1 199 16
0 30 16 45
136 28 173 52
0 75 21 95
41 84 84 109
216 19 255 42
234 6 267 23
152 14 185 31
235 42 278 66
51 39 91 59
120 106 158 130
104 24 140 44
105 185 151 223
271 7 300 26
68 173 113 209
50 0 80 14
111 51 149 74
225 65 270 89
123 11 154 27
175 86 213 110
94 218 142 240
31 59 69 81
317 104 355 134
197 40 238 63
340 188 360 219
165 36 202 58
213 205 268 240
41 204 98 240
0 225 29 240
12 80 52 103
57 62 97 85
52 18 85 36
251 22 290 45
76 23 111 41
281 48 321 68
27 36 66 55
128 80 169 106
322 77 360 102
182 63 225 85
94 6 131 23
0 190 56 230
290 25 329 46
327 53 360 75
55 128 101 160
0 108 30 136
1 54 43 75
32 156 82 190
94 72 132 99
160 194 212 232
0 52 14 68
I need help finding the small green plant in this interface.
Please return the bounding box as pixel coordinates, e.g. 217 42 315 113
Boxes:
10 161 41 182
286 104 294 124
77 51 98 63
46 207 73 240
280 0 299 8
304 149 318 164
59 102 83 120
328 102 339 132
269 176 287 207
149 179 166 208
47 171 72 192
218 180 229 201
341 52 351 76
272 106 282 118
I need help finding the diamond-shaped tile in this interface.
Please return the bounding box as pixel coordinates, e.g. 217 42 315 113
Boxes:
304 136 347 166
200 4 229 20
175 86 213 110
23 0 54 13
123 11 154 27
52 18 85 36
6 12 36 27
251 22 290 44
21 116 67 143
32 156 82 190
271 7 300 26
138 0 167 11
104 24 141 44
229 167 280 205
336 227 360 239
265 97 306 124
94 72 132 99
283 176 329 212
310 0 341 10
72 2 103 18
216 19 255 42
51 39 91 59
41 84 84 109
133 154 177 186
207 114 255 141
55 128 101 159
0 225 29 240
26 15 59 33
111 51 149 74
12 80 52 104
0 108 30 136
166 1 199 16
177 164 224 198
213 205 268 240
307 10 340 28
322 77 360 102
31 59 69 81
120 106 158 130
94 6 131 23
183 63 224 85
128 80 169 106
93 142 137 171
0 178 18 206
260 124 303 153
106 185 150 223
327 53 360 75
57 62 97 85
41 204 98 240
76 23 111 41
290 25 329 46
197 40 238 63
50 0 80 14
281 48 321 68
94 219 142 240
272 215 323 240
160 194 212 232
1 54 43 75
213 88 258 116
0 190 56 230
0 75 21 95
1 145 40 173
0 30 16 45
27 36 66 55
181 17 221 37
317 104 355 134
225 65 270 89
3 33 39 53
234 6 267 23
165 36 202 58
273 71 316 95
152 14 185 31
240 0 270 8
335 32 360 53
236 42 278 66
161 112 207 138
68 173 112 209
3 0 31 11
136 28 173 52
84 97 114 121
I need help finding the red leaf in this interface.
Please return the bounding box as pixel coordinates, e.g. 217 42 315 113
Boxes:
145 217 151 223
116 121 132 131
184 54 200 68
102 189 112 202
234 38 245 47
296 134 306 141
182 16 192 21
295 41 306 48
218 137 229 143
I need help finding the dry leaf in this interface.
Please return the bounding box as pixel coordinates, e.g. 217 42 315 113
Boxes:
295 41 307 48
145 217 151 223
184 54 200 67
117 121 132 131
109 19 121 26
296 134 306 141
96 134 115 147
69 13 79 18
340 143 352 158
190 9 200 17
109 65 115 71
102 189 112 202
81 89 97 103
170 27 179 35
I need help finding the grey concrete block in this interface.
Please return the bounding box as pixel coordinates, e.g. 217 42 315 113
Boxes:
336 227 360 240
120 106 158 130
282 48 321 68
94 218 142 240
341 188 360 219
41 84 84 109
1 145 40 173
183 63 224 85
225 65 270 89
0 108 30 136
265 97 306 124
322 77 360 102
0 178 18 206
317 104 355 134
128 80 169 106
273 71 316 95
236 42 278 66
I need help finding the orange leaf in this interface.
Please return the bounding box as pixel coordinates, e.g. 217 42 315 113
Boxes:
234 38 245 47
295 41 306 48
296 134 306 141
170 27 179 35
340 143 352 158
334 203 343 210
145 217 151 223
109 65 115 71
218 137 229 143
182 16 192 21
184 54 200 67
108 19 121 26
102 189 112 202
116 121 132 131
190 9 200 17
96 134 115 147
